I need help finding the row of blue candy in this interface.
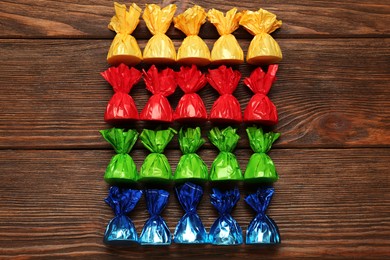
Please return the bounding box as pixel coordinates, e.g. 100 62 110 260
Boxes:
104 182 280 245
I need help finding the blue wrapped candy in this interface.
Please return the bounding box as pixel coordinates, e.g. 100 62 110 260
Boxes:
139 189 171 245
209 187 243 245
103 186 143 245
173 182 208 244
245 187 280 244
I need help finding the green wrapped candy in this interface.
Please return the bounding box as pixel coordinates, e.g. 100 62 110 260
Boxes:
139 128 177 182
244 126 280 183
208 127 242 181
174 127 208 182
100 128 139 184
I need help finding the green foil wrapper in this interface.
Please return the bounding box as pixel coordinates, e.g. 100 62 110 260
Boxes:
174 127 208 182
139 128 177 182
208 127 242 181
244 126 280 183
100 128 139 184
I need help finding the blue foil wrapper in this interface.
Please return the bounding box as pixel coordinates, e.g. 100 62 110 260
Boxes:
245 187 280 244
139 189 171 245
103 186 143 245
209 187 243 245
173 182 208 244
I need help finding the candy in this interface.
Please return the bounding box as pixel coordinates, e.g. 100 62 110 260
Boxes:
208 127 242 181
142 4 177 64
139 189 171 245
245 187 280 244
207 8 244 64
207 66 242 123
100 128 139 184
244 127 280 183
140 65 177 122
244 65 278 125
174 65 208 122
209 187 243 245
173 182 208 244
138 128 176 182
101 64 141 123
103 187 143 245
174 127 208 182
107 2 142 66
240 9 282 65
174 5 210 66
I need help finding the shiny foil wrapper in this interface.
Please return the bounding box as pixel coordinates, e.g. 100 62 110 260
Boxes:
173 182 208 244
103 186 143 245
139 189 171 245
245 187 281 244
209 188 243 245
244 65 278 125
100 128 139 184
101 64 141 123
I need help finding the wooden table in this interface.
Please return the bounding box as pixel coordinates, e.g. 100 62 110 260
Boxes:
0 1 389 259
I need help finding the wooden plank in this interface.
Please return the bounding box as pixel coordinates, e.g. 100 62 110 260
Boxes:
0 148 388 258
0 39 389 149
0 0 389 38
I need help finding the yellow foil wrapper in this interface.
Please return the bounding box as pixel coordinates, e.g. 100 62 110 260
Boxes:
107 2 142 66
174 5 210 66
208 8 244 65
143 4 177 64
240 9 282 65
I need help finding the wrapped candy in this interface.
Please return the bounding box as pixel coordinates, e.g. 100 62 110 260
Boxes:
100 128 139 184
103 186 143 245
142 4 177 64
173 182 208 244
140 65 177 122
244 65 278 125
208 127 242 181
174 127 208 182
209 188 243 245
244 127 280 183
245 187 280 244
138 128 176 182
174 65 208 122
101 64 142 123
139 189 171 245
240 9 282 65
107 2 142 66
207 66 242 123
207 8 243 65
174 5 210 66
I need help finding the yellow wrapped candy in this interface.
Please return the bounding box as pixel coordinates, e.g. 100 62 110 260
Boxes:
240 9 282 65
207 8 244 65
107 2 142 66
143 4 177 64
174 5 210 66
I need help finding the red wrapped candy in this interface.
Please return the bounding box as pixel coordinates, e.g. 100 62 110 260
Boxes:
101 63 142 123
174 65 207 122
140 65 177 122
243 65 278 125
207 65 242 123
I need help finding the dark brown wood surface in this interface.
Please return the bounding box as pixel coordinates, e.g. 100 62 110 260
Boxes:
0 0 389 259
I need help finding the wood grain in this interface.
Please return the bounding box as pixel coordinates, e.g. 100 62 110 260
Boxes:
0 0 389 39
0 149 388 258
0 39 389 149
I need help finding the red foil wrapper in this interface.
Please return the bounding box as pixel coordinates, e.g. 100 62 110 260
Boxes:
207 65 242 123
174 65 208 122
101 63 142 123
244 65 278 125
140 65 177 122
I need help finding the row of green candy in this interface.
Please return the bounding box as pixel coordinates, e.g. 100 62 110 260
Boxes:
100 126 280 184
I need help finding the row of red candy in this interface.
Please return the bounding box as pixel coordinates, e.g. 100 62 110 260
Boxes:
103 63 278 125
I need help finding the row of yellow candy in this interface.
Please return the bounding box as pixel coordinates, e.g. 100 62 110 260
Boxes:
107 3 282 66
